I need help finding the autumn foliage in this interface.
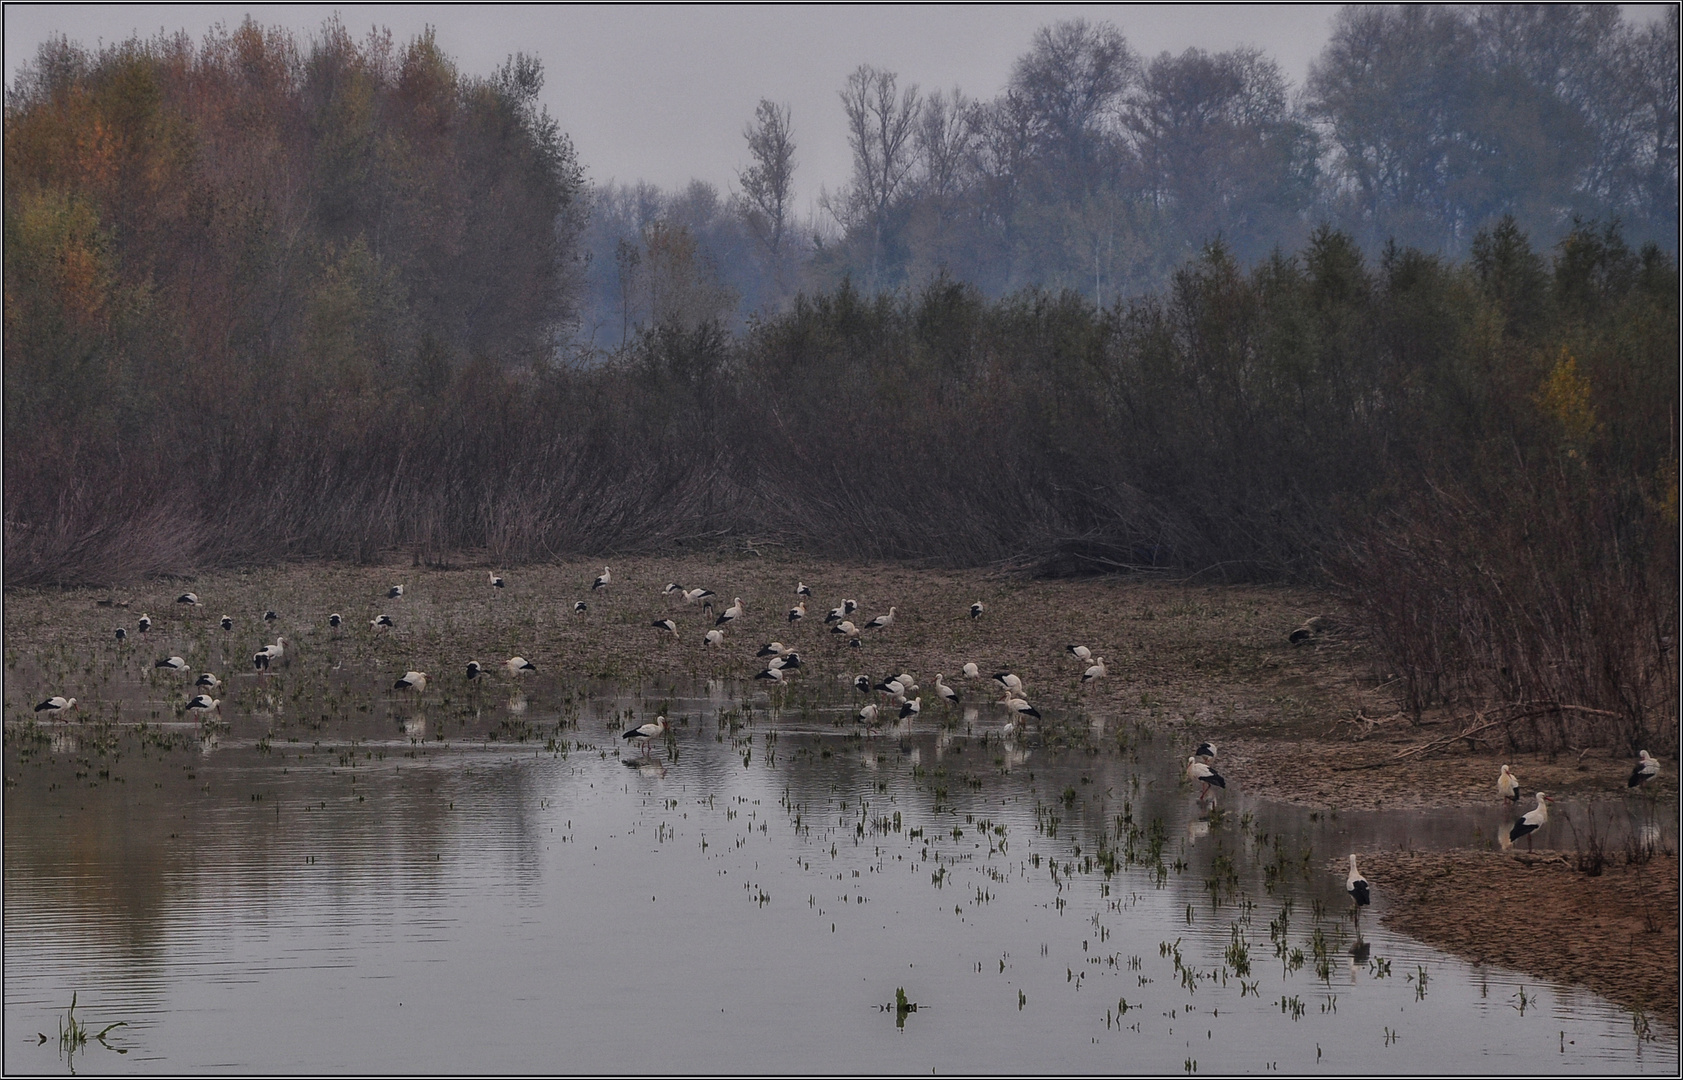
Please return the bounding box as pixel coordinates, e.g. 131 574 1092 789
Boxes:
4 23 1676 751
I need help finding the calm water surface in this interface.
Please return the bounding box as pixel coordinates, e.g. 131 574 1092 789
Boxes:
5 670 1676 1073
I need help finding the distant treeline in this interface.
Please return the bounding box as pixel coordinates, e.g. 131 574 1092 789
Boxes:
4 21 1676 751
578 6 1679 345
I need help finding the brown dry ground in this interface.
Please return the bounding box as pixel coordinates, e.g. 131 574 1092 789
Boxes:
8 552 1675 1017
1358 849 1680 1023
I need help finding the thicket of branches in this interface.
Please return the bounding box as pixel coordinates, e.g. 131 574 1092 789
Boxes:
5 21 1676 751
579 7 1678 344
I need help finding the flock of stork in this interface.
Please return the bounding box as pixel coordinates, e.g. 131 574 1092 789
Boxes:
30 566 1668 920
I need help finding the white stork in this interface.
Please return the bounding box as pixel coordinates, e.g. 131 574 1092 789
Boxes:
899 696 921 720
592 566 611 591
186 694 220 712
138 614 152 633
961 662 980 679
388 584 405 600
34 696 76 714
115 627 127 641
663 582 685 597
490 571 505 589
1629 750 1661 788
994 672 1024 695
1081 657 1107 684
1498 764 1521 802
716 598 744 627
1195 742 1217 761
935 675 960 707
857 703 881 729
264 610 278 623
824 605 846 624
1346 855 1370 915
757 642 789 658
177 592 199 606
466 661 485 680
1067 644 1091 661
1510 792 1554 846
875 677 907 701
866 607 896 631
797 582 812 598
155 656 189 671
220 615 233 631
895 673 919 694
254 637 286 670
754 666 786 683
1001 694 1041 721
394 670 429 693
704 629 725 647
769 652 801 671
372 614 394 630
504 657 536 676
329 613 342 628
970 601 984 620
622 715 668 755
843 600 858 615
195 672 222 691
574 601 588 614
830 620 859 638
788 601 806 624
1186 756 1226 798
684 588 715 605
651 619 678 639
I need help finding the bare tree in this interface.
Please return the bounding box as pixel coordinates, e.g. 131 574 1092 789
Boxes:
1008 19 1137 187
739 99 796 261
915 87 978 198
827 64 920 288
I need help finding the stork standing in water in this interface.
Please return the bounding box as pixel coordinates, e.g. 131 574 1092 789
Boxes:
622 715 668 756
1346 855 1370 921
393 671 429 694
1509 792 1554 849
1498 764 1521 802
1629 750 1661 788
935 675 960 707
35 697 76 715
504 657 536 676
857 703 881 731
1186 756 1226 799
187 694 221 712
195 673 222 692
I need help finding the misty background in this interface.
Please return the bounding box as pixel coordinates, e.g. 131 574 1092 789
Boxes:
4 6 1678 751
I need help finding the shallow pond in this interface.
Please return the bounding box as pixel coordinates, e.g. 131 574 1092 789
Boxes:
5 667 1676 1073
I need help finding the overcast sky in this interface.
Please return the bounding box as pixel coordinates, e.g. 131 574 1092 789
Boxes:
5 4 1670 218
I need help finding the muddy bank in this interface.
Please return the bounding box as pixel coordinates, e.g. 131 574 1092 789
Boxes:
1359 849 1679 1023
5 554 1670 811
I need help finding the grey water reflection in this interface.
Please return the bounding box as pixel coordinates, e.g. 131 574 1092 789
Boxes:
5 675 1676 1074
